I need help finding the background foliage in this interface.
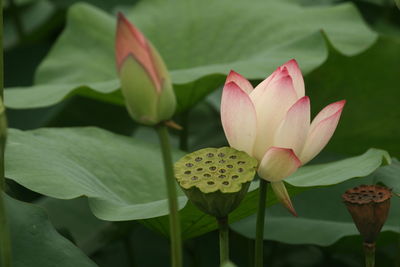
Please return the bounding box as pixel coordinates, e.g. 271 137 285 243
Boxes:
4 0 400 266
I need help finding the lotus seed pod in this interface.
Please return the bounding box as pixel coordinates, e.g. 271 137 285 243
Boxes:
175 147 258 218
342 184 392 244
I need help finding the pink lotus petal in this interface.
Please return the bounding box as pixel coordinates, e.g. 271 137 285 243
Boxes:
270 181 297 216
283 59 305 98
251 66 289 100
299 100 346 164
225 70 253 94
221 82 257 155
258 147 301 182
250 75 298 160
274 96 310 156
116 13 161 91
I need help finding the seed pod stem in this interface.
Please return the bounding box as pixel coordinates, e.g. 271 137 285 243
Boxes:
364 242 375 267
342 185 392 267
217 216 230 264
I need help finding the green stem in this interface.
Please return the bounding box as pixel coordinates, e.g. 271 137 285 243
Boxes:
364 242 375 267
217 216 229 264
155 124 182 267
0 0 12 264
255 179 267 267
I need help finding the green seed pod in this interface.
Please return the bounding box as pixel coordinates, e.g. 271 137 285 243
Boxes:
175 147 257 218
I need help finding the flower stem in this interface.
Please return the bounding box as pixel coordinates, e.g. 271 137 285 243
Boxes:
255 179 268 267
155 124 182 267
364 242 375 267
0 1 12 264
217 216 229 264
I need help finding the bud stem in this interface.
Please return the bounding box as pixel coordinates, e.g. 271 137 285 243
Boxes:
217 216 230 264
155 124 182 267
364 242 375 267
255 179 268 267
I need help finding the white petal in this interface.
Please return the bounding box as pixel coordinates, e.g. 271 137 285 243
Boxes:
270 181 297 216
257 147 301 182
250 66 288 101
282 59 305 98
221 81 257 155
274 96 310 156
225 70 253 94
299 100 346 164
250 75 298 160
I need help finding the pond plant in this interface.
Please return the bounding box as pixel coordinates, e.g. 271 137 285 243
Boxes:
1 0 400 266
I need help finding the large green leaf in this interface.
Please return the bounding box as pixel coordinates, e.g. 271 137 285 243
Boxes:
230 160 400 246
285 148 391 186
306 36 400 157
5 0 376 112
5 194 97 267
37 197 111 254
5 126 390 237
372 158 400 194
5 127 187 221
142 149 390 239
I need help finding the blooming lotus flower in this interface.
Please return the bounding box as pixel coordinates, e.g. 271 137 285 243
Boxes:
115 13 176 125
221 59 345 215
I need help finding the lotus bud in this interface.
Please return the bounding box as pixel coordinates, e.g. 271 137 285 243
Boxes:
115 13 176 125
342 184 392 267
174 147 258 218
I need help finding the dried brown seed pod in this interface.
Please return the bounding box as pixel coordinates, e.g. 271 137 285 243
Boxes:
342 184 392 244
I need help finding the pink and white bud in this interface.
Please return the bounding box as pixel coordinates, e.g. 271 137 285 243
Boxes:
115 13 176 125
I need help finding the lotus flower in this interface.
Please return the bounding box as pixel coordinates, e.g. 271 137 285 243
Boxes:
115 13 176 125
221 59 345 215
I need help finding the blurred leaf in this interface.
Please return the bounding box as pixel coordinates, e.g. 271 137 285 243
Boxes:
355 0 396 6
230 160 400 246
142 149 390 239
221 261 237 267
48 0 138 10
286 148 391 186
3 0 35 7
4 0 56 49
5 194 97 267
5 0 376 111
306 36 400 157
5 127 187 221
37 197 111 254
372 158 400 193
45 96 136 135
